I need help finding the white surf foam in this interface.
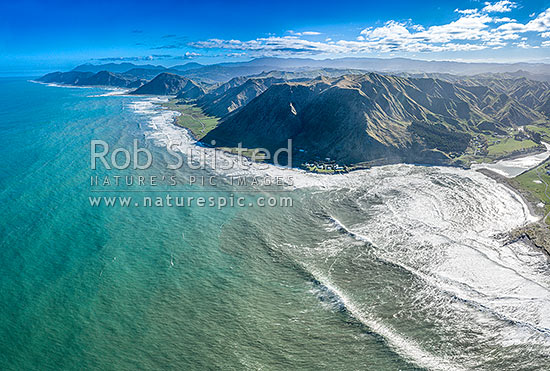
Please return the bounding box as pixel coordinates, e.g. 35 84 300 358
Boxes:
30 80 92 89
88 88 131 97
307 267 467 371
324 168 550 346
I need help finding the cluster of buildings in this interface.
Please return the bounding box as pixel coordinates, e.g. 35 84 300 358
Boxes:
470 135 489 156
302 159 347 173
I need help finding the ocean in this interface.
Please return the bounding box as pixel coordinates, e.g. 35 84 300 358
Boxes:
1 78 549 370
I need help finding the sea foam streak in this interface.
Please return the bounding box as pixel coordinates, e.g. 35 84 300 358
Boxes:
306 268 467 371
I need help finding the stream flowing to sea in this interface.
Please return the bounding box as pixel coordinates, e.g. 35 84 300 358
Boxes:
1 79 549 370
471 142 550 178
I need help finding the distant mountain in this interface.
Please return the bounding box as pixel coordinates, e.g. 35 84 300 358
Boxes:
171 62 203 71
175 80 207 100
475 70 550 83
38 71 94 85
228 57 550 77
122 68 172 80
72 62 166 74
181 65 286 83
179 64 383 83
71 62 204 77
37 70 145 88
69 58 550 79
251 68 368 80
203 73 548 166
131 73 202 95
197 77 285 117
42 57 550 90
83 71 145 88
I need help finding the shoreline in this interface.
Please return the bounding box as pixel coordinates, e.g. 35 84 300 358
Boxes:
477 168 550 255
29 80 132 95
475 168 541 219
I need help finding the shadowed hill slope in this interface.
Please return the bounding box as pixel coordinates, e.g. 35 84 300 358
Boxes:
203 73 548 165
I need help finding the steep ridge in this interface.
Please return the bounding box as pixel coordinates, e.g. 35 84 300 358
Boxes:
175 80 207 100
197 77 285 117
38 71 95 85
208 76 249 97
37 70 145 88
203 73 549 165
131 73 204 95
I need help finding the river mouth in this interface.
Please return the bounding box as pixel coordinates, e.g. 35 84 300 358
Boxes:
471 142 550 178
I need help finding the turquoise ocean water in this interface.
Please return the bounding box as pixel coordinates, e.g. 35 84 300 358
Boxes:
1 79 550 370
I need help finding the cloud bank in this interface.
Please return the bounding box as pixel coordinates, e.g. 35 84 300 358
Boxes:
189 3 550 57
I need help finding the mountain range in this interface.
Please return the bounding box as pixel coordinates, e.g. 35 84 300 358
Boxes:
203 73 549 165
37 58 550 167
131 73 206 97
37 70 147 88
41 57 550 84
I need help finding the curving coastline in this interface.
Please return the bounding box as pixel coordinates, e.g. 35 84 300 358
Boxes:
477 168 550 255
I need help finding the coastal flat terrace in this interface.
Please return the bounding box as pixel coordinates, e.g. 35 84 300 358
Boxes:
163 100 219 140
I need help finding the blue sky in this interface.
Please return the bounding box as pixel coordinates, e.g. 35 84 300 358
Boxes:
1 0 549 74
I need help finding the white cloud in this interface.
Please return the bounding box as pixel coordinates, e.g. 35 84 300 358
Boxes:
527 9 550 32
358 13 503 46
361 20 413 41
493 17 514 23
416 13 494 43
191 36 349 55
190 6 550 57
497 9 550 35
517 41 533 48
287 30 321 36
226 52 246 57
542 40 550 47
455 8 478 15
482 1 516 13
